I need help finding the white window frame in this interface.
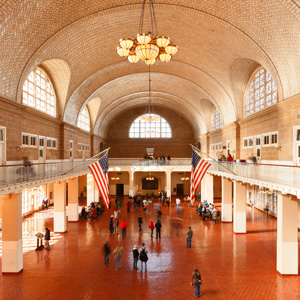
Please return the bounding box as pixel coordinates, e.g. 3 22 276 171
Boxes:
262 134 270 147
52 138 57 149
46 137 57 150
243 136 253 149
22 132 38 148
254 135 261 146
262 132 278 147
78 143 82 151
270 131 278 146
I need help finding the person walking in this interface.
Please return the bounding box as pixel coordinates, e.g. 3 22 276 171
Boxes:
44 228 51 250
132 245 139 270
138 214 143 233
155 220 162 239
149 219 154 238
120 218 128 239
191 267 202 297
127 201 131 213
114 205 118 218
109 215 114 233
102 241 111 266
139 243 148 272
186 226 193 248
113 217 119 235
113 243 124 271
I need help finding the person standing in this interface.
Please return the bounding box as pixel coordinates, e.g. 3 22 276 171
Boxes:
186 227 193 248
149 219 154 238
113 217 119 235
191 267 202 297
118 199 121 213
120 218 128 239
155 220 162 239
102 241 111 266
109 215 114 233
44 228 51 250
127 201 131 213
132 245 139 270
113 243 124 271
139 243 148 272
138 214 143 233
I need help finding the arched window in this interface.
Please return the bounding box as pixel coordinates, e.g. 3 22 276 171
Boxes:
22 68 56 117
77 106 90 131
129 114 171 138
211 108 223 132
244 67 277 117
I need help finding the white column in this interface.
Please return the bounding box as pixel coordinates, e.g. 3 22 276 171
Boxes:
54 180 67 232
298 199 300 230
1 193 23 273
201 174 206 201
94 185 99 203
277 194 298 275
165 171 172 198
233 181 246 233
87 173 95 206
129 170 134 197
68 177 78 222
222 177 232 222
204 173 214 203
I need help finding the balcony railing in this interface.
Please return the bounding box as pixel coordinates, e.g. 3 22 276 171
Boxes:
0 158 299 191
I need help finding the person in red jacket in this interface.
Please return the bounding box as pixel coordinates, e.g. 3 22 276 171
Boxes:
120 219 128 239
227 154 233 162
149 219 154 239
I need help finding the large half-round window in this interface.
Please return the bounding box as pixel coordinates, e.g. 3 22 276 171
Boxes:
22 68 56 117
244 67 277 117
77 106 90 131
129 114 172 138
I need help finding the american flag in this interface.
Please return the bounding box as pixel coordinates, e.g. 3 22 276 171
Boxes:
190 149 211 202
88 152 110 209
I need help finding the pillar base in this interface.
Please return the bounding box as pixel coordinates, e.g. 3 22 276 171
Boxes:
68 203 79 222
276 241 298 275
54 211 67 232
233 211 246 233
2 240 23 273
222 203 232 222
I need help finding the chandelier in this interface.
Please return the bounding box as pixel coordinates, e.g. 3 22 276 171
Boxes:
180 172 190 180
117 0 178 65
146 172 155 180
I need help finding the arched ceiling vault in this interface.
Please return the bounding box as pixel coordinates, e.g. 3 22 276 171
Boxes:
1 1 300 134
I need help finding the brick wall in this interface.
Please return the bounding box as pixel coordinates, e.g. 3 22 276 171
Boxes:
106 106 197 158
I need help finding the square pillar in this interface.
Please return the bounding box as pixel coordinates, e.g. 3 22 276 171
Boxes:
2 193 23 273
54 180 67 232
68 177 79 222
129 170 134 197
204 173 214 203
277 194 298 275
165 171 172 198
222 177 232 222
87 173 95 206
233 181 247 233
298 199 300 230
201 174 206 201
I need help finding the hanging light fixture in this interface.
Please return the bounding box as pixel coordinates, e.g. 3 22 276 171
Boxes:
117 0 178 65
146 171 154 180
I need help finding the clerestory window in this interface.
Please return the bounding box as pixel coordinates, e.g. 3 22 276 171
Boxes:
129 114 171 138
244 67 277 117
22 68 56 117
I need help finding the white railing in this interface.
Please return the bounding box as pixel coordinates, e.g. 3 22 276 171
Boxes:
0 158 299 191
209 161 300 189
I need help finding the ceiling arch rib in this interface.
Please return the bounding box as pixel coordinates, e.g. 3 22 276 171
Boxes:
96 95 203 139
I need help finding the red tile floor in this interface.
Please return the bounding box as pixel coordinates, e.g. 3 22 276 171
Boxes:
0 198 299 300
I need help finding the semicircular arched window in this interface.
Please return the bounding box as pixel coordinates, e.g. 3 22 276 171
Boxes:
211 108 223 132
244 67 277 117
77 106 90 131
129 114 172 138
22 67 56 117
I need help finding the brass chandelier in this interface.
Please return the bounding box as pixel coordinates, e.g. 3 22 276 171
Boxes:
117 0 178 65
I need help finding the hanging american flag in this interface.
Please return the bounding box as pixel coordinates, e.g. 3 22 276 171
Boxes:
88 152 110 209
190 148 211 202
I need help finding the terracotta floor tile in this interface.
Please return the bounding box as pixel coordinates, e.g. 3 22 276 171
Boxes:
0 198 299 299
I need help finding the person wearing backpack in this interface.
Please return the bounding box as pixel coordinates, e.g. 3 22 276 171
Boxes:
132 245 139 270
139 243 148 272
191 266 202 297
